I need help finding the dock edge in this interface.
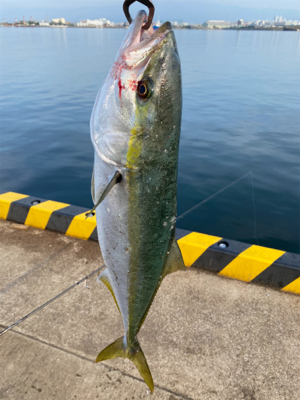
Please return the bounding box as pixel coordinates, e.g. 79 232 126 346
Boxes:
1 191 299 295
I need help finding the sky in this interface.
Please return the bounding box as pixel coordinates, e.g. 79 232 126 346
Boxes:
1 0 299 23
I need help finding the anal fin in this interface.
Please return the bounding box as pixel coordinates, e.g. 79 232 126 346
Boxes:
98 268 121 314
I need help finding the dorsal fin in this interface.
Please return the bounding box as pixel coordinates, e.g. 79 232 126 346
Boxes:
161 237 186 279
137 237 186 333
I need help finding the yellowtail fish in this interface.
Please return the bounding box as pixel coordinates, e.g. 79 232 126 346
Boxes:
90 10 185 392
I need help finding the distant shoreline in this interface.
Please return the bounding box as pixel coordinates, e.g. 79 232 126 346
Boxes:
1 24 299 32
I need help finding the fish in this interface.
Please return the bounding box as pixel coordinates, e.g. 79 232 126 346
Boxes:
90 10 185 392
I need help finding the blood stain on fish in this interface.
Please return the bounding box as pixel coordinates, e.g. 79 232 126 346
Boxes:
118 79 125 99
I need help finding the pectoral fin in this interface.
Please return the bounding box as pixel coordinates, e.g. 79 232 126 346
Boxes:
97 268 120 314
86 171 122 218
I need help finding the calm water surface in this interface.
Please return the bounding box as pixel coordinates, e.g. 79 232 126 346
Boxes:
0 27 299 253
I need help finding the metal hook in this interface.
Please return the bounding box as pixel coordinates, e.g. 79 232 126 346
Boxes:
123 0 155 30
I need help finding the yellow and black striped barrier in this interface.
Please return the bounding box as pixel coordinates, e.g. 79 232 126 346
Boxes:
1 191 299 295
0 191 97 241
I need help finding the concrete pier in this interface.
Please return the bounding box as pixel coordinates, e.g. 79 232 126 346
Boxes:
1 218 299 399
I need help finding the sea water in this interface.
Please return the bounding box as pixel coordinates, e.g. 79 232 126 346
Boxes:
0 27 299 253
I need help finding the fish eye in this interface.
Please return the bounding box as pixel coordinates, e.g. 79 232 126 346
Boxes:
138 83 147 97
137 78 153 101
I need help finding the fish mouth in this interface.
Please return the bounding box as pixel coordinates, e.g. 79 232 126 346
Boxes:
127 10 171 46
123 11 172 67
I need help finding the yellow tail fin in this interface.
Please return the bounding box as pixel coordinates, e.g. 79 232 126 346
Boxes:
95 336 154 392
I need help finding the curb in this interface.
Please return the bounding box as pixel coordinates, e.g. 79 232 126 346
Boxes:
1 191 299 295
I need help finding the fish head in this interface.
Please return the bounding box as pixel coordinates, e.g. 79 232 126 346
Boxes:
91 10 182 168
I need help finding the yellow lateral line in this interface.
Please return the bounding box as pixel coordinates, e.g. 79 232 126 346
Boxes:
0 192 29 219
66 211 96 240
281 277 300 295
178 232 222 267
219 245 285 282
25 201 69 230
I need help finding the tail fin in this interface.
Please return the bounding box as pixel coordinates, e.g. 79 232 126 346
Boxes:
95 336 154 392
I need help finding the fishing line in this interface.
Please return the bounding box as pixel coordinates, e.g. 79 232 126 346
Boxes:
176 171 252 221
0 266 105 337
250 171 260 245
1 174 259 337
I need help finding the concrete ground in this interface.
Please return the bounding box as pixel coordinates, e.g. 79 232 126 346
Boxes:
0 218 299 400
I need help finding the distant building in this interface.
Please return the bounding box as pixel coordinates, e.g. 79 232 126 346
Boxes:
114 22 129 28
203 20 231 28
52 18 66 24
39 21 50 26
274 16 285 23
272 16 288 26
273 21 286 27
285 20 300 25
238 19 244 26
76 18 110 27
251 17 300 27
